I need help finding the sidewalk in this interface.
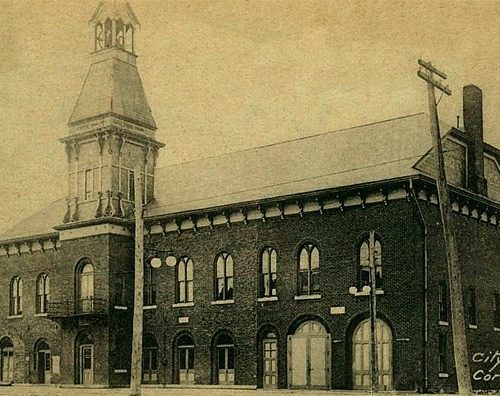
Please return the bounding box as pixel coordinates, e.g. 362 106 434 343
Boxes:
0 385 472 396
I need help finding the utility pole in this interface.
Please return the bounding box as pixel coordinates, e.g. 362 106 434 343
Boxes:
369 230 379 392
417 60 472 395
130 166 144 396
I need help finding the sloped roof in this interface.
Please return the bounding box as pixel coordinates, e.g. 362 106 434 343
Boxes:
0 198 66 242
146 112 435 217
68 55 156 129
1 113 447 242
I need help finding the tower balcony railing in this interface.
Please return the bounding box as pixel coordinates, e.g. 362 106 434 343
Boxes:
47 297 107 318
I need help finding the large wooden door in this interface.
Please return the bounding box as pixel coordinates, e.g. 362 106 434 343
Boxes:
262 334 278 388
288 321 330 389
37 350 51 384
80 345 93 385
1 348 13 382
352 319 392 390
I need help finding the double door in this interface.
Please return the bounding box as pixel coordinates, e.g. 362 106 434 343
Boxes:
288 321 330 389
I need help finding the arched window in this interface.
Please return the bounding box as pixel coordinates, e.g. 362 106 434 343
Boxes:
215 334 234 385
36 273 50 314
359 237 382 289
215 253 234 301
142 334 158 383
10 276 22 316
76 260 94 313
260 247 277 297
177 257 194 303
297 243 320 295
176 334 195 384
0 337 14 382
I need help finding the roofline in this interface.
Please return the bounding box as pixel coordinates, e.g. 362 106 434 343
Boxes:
144 175 416 223
0 232 59 246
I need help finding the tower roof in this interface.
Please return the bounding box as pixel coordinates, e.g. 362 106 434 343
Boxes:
68 50 156 130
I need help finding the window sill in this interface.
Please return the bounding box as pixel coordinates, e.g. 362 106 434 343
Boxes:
34 313 48 317
294 294 321 301
494 327 500 332
438 321 449 326
114 305 128 310
7 314 23 319
257 296 278 302
211 299 234 306
172 302 194 308
438 373 449 378
353 290 385 297
469 324 478 329
114 369 128 374
143 305 157 310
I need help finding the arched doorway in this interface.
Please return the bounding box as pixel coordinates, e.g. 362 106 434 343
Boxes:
0 337 14 383
287 320 330 389
352 318 393 390
175 334 195 385
75 333 93 385
214 333 234 385
142 334 158 383
262 332 278 389
34 339 51 384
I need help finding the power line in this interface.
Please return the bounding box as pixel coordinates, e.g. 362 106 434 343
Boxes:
154 113 425 171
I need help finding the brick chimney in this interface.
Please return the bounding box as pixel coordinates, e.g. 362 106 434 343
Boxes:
463 85 487 195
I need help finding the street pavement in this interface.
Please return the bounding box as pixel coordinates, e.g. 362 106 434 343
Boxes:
0 386 484 396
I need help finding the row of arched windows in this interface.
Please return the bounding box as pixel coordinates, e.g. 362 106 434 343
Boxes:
164 236 383 304
8 274 49 316
7 260 95 317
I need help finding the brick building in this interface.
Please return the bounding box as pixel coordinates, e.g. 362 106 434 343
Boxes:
1 1 500 393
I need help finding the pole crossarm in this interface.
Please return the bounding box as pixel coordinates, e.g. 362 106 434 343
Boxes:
417 70 452 96
418 59 448 79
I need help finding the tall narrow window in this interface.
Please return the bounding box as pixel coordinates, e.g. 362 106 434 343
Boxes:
84 169 93 200
215 253 234 301
144 264 156 306
468 287 477 326
438 281 448 323
438 333 447 373
494 293 500 329
128 170 135 201
298 243 319 295
260 247 277 297
10 277 22 316
359 237 382 289
36 273 50 314
77 261 94 313
177 257 194 303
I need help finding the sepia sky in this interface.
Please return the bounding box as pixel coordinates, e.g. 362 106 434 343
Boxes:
1 0 500 235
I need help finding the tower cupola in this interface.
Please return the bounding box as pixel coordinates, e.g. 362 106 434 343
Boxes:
90 1 139 54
